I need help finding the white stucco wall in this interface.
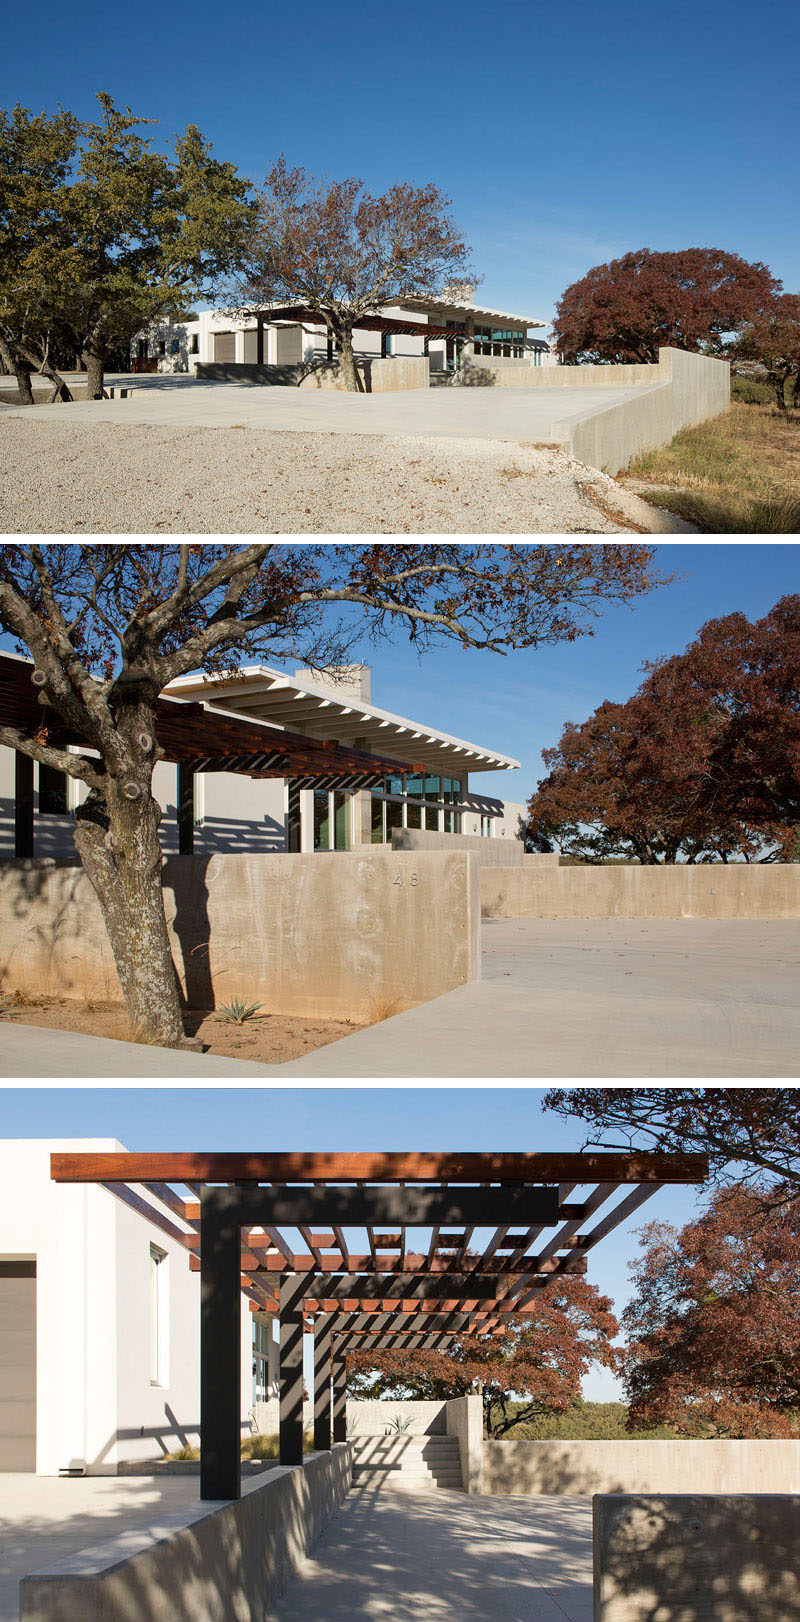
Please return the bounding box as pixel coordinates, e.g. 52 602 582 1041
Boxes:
0 1139 252 1474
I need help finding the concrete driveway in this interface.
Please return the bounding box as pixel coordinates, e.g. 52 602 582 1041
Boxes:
270 1490 592 1622
0 1475 209 1622
3 373 656 446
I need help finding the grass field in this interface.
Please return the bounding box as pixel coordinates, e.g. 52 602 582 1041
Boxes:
623 383 800 533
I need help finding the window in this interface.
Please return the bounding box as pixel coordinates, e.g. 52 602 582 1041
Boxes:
333 791 349 850
149 1244 169 1386
371 794 385 843
38 764 67 815
190 334 199 354
385 800 403 838
158 340 166 356
406 803 422 829
313 789 330 850
425 806 439 830
252 1318 272 1404
481 815 494 838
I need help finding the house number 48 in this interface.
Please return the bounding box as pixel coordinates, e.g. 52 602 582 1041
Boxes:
393 872 419 886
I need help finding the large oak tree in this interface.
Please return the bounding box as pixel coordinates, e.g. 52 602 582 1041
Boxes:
238 156 474 391
0 542 664 1049
527 596 800 864
553 248 779 365
345 1278 620 1438
623 1182 800 1436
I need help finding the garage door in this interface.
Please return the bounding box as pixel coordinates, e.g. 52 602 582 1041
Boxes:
0 1261 36 1471
213 331 236 363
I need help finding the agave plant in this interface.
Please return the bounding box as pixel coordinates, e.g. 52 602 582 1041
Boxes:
384 1413 413 1435
215 997 264 1025
0 995 17 1020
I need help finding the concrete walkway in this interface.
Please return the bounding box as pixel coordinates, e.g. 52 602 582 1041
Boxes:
0 1474 209 1622
3 918 797 1079
4 373 655 445
270 1489 592 1622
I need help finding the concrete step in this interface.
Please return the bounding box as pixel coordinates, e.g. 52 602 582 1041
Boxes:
352 1434 463 1490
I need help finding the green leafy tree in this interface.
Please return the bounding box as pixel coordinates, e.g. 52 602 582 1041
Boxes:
0 94 255 401
0 104 81 402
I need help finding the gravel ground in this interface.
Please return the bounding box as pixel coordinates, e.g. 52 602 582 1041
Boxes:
0 418 643 533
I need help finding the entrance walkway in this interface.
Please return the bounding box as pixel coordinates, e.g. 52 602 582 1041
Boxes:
269 1489 592 1622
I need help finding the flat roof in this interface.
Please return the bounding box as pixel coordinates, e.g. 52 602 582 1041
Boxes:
166 666 521 775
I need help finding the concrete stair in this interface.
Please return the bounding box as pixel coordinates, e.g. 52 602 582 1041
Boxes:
351 1434 463 1491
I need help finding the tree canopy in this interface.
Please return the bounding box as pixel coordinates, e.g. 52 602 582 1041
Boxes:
526 596 800 864
345 1278 620 1438
239 156 474 390
553 247 779 365
543 1088 800 1208
733 292 800 411
0 542 664 1048
0 95 254 400
623 1183 800 1437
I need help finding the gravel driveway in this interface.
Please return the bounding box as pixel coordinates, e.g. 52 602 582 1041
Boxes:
0 418 648 533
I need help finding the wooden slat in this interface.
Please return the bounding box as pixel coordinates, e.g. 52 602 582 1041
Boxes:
51 1152 707 1184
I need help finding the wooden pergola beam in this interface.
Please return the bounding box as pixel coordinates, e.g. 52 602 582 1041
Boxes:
51 1151 707 1184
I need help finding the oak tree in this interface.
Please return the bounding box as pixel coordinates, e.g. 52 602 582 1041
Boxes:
0 542 664 1049
623 1182 800 1436
239 156 474 391
543 1089 800 1208
345 1278 620 1438
527 596 800 863
733 292 800 411
553 248 779 365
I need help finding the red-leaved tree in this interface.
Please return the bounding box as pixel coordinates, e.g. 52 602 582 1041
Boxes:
734 292 800 411
345 1278 620 1438
553 248 779 365
623 1183 800 1437
527 595 800 863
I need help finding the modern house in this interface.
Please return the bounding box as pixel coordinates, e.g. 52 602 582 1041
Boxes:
0 659 525 860
0 1138 269 1474
133 289 552 379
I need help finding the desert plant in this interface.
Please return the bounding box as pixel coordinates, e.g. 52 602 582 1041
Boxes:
215 997 264 1024
384 1413 413 1434
0 995 18 1020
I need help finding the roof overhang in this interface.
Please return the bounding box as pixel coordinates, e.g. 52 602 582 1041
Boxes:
166 666 521 776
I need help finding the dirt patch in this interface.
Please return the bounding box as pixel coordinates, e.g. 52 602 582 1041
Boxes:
2 993 365 1064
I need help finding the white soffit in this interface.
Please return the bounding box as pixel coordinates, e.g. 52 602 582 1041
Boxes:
166 667 520 774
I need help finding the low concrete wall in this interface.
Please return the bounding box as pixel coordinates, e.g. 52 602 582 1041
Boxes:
392 828 523 867
552 347 730 474
593 1494 800 1622
347 1400 447 1435
483 1440 800 1496
196 357 428 392
446 1396 483 1494
0 850 481 1019
480 862 800 920
20 1444 352 1622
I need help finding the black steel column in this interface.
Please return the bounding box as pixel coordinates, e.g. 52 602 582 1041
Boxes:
177 763 195 855
200 1188 241 1500
256 315 264 366
332 1338 347 1443
313 1316 333 1451
14 752 34 858
279 1273 306 1465
286 781 302 852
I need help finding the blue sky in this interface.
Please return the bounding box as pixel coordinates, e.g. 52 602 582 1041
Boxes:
3 0 798 325
0 1086 710 1400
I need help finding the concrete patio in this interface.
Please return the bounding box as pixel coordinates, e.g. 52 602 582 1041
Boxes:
269 1488 592 1622
2 917 798 1079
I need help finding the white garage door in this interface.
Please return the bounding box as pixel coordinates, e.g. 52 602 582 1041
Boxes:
0 1261 36 1471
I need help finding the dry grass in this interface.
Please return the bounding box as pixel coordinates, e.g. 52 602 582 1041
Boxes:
167 1431 314 1461
623 400 800 532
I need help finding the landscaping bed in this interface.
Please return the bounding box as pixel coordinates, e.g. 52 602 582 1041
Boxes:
1 993 365 1063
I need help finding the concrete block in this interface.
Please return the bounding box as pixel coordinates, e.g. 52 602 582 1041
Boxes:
480 863 800 921
482 1440 800 1497
593 1493 800 1622
445 1396 484 1494
392 828 523 867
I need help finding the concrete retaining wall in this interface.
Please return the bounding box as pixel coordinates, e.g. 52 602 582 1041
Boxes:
0 849 481 1019
392 828 524 867
480 862 800 920
483 1440 800 1497
446 1396 484 1494
347 1399 447 1435
552 347 730 474
19 1444 352 1622
593 1493 800 1622
196 357 428 392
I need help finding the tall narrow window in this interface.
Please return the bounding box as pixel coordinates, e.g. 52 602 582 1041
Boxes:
38 763 67 815
149 1244 169 1386
313 789 330 850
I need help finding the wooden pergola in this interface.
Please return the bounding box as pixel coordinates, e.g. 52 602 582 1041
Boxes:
50 1149 708 1500
1 652 419 858
251 306 467 364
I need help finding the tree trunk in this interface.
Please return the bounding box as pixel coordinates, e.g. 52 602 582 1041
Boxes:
792 372 800 411
338 329 361 393
772 371 787 412
83 351 105 400
73 766 186 1048
0 334 34 403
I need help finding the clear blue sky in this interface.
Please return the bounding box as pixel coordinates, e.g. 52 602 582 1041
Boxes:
0 1086 709 1400
3 0 798 325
